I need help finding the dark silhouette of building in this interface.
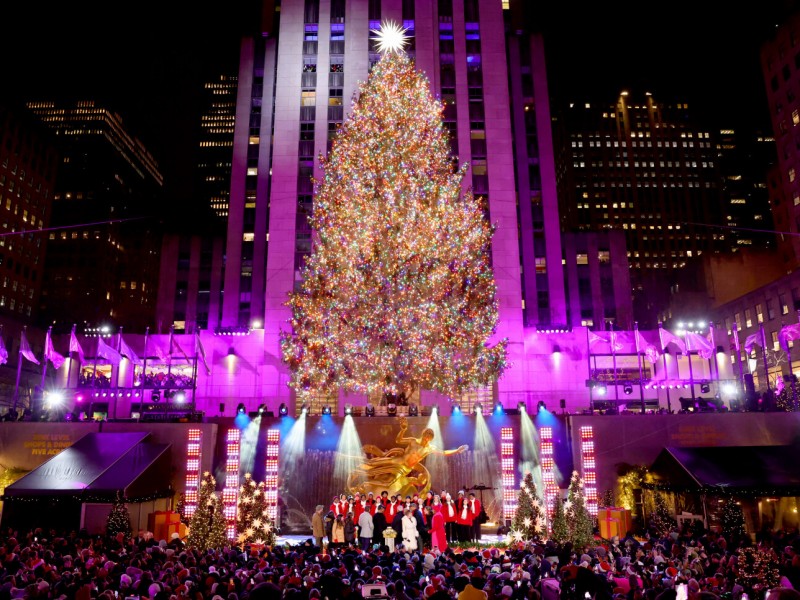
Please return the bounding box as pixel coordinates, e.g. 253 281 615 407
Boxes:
557 92 725 326
26 100 163 332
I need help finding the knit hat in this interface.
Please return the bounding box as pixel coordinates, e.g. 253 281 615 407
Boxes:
501 585 514 598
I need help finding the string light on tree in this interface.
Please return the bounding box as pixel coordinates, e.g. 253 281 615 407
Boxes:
281 34 507 404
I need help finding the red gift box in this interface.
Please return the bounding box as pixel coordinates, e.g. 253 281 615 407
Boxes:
148 511 181 540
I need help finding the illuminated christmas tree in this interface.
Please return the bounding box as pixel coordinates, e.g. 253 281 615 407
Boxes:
106 491 131 538
649 491 676 537
737 547 780 593
720 499 746 543
187 472 228 551
175 492 188 525
281 23 507 403
235 473 276 547
511 472 544 541
566 471 594 550
550 497 569 544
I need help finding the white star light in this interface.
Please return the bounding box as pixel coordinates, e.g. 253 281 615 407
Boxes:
370 21 410 54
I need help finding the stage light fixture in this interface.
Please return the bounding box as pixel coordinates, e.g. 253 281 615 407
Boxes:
258 403 266 415
174 391 186 403
344 404 353 415
236 403 246 414
493 402 503 415
451 404 461 415
301 404 310 415
365 404 375 417
700 382 711 394
518 401 527 413
537 400 547 413
595 384 607 396
387 403 397 416
408 404 418 416
152 392 161 403
279 403 289 416
473 403 482 416
322 405 332 415
623 384 633 395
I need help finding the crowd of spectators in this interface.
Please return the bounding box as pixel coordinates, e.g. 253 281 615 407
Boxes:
1 518 800 600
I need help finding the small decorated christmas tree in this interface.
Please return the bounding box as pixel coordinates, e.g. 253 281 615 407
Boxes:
175 492 188 525
601 489 615 508
565 471 594 550
550 497 569 544
235 473 276 547
649 491 676 537
187 471 229 551
511 472 544 541
720 499 746 544
106 491 131 538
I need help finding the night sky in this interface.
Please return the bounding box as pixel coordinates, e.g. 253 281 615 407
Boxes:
0 1 791 206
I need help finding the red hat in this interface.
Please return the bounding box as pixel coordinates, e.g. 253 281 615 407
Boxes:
599 561 611 573
666 567 678 578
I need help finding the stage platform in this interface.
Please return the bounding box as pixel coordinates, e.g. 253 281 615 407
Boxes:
273 533 509 547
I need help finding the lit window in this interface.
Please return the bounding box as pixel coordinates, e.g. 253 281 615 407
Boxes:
535 257 546 273
243 233 255 242
576 253 588 265
247 167 258 176
130 282 137 290
790 168 796 183
249 136 260 145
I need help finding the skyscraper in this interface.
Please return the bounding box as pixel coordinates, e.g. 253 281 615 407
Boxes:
26 100 163 331
557 93 724 326
222 0 574 405
0 103 58 323
761 10 800 268
198 75 237 219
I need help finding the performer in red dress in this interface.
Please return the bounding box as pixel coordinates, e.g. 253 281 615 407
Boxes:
426 506 447 552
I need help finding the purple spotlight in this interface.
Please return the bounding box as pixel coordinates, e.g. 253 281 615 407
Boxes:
75 394 84 403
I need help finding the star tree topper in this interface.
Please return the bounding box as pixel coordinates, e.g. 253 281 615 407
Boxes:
370 20 411 54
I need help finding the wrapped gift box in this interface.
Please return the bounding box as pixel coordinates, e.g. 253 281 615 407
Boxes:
148 511 182 540
598 506 632 539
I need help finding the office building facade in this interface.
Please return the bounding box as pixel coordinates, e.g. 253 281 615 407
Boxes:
26 101 163 331
558 93 724 326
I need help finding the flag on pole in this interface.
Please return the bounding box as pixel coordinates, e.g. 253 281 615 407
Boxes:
588 331 608 350
69 326 85 365
44 328 65 370
684 332 714 359
744 333 763 354
170 335 192 365
0 334 8 366
634 329 660 363
96 336 122 365
119 335 142 365
658 327 686 353
195 332 211 375
730 323 741 352
779 322 800 354
19 330 40 365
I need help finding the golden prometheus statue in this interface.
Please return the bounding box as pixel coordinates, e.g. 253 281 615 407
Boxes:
347 416 468 497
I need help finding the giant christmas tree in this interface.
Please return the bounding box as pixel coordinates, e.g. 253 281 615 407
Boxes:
281 23 507 403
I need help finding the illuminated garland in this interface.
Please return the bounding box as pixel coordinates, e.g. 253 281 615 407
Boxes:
1 489 174 503
281 49 507 400
642 481 800 497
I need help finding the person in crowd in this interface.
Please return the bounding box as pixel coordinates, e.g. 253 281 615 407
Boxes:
402 508 419 551
357 502 374 551
311 504 325 549
426 505 447 552
373 504 389 545
331 513 345 549
344 511 357 547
